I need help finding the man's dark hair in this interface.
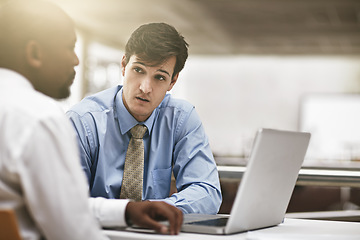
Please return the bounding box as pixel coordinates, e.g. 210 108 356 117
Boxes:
124 22 189 79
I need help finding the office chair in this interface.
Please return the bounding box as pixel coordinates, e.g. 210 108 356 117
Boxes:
0 209 22 240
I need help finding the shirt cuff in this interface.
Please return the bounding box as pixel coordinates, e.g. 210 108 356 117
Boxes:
88 197 130 227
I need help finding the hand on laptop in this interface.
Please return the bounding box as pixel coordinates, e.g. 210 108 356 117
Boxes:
125 200 183 235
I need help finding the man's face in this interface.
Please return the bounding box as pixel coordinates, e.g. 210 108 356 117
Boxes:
37 21 79 99
121 55 178 122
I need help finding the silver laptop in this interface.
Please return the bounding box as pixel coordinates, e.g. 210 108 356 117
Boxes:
181 128 311 235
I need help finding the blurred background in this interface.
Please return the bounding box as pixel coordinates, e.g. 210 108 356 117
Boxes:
3 0 360 214
47 0 360 162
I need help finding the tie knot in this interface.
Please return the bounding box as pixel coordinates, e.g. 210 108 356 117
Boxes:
130 125 147 139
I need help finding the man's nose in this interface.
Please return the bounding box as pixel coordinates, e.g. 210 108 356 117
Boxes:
139 77 152 94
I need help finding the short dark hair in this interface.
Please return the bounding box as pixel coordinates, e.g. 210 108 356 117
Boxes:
124 22 189 79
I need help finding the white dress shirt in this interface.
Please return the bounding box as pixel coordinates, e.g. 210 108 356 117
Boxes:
0 69 128 240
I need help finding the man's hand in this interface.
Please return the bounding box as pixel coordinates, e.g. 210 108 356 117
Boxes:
125 201 183 235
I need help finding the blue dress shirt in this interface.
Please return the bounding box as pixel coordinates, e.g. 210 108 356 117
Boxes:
66 85 222 214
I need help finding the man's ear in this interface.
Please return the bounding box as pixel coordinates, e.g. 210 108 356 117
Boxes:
168 73 179 91
121 55 127 76
25 40 42 68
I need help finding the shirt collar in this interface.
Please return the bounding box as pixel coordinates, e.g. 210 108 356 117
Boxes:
115 87 157 135
0 68 34 90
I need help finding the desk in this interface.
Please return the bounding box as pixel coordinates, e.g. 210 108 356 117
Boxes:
103 218 360 240
286 210 360 222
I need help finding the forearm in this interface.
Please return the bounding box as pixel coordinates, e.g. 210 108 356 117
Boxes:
165 183 222 214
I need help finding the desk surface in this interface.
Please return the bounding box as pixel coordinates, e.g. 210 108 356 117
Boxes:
103 218 360 240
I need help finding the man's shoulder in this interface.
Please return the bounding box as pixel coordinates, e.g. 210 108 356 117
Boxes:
159 94 194 113
68 85 122 116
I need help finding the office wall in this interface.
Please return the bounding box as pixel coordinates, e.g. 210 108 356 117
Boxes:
171 55 360 158
60 41 360 159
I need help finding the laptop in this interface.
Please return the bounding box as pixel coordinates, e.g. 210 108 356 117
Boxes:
181 128 311 235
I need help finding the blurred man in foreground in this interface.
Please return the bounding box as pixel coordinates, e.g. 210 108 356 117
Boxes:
0 1 182 239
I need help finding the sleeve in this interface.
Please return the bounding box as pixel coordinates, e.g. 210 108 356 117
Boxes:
18 116 109 240
66 111 130 228
164 108 223 214
66 110 96 184
88 197 129 227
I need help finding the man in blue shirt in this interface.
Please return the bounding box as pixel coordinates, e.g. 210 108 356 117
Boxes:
67 23 222 214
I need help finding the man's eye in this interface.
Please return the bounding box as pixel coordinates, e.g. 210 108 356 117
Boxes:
134 67 143 73
155 75 166 81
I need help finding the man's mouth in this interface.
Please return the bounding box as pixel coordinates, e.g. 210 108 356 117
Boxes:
69 71 76 82
136 96 150 102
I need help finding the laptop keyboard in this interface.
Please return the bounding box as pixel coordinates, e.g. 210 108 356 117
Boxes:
187 217 229 227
